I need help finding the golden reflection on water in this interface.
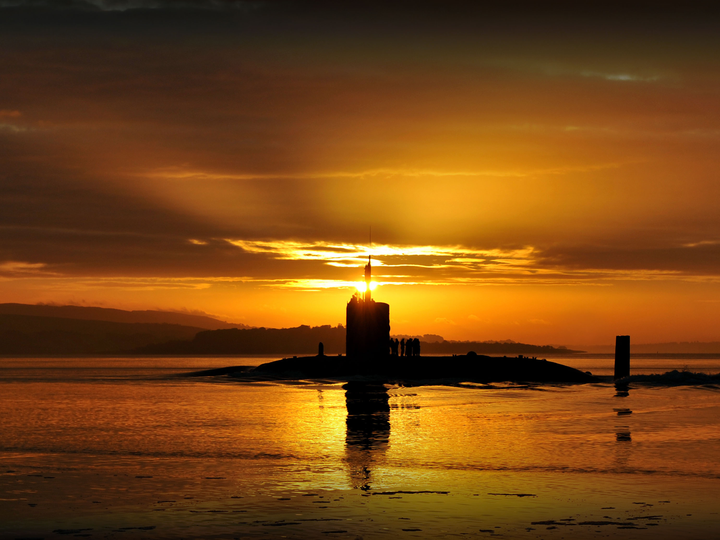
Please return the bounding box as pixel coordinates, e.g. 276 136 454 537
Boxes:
3 369 720 538
339 382 720 487
344 382 390 491
4 377 720 486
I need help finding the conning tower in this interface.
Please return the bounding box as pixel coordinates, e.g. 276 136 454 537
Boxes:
346 255 390 358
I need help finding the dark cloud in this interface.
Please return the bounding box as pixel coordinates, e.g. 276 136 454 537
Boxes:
538 243 720 276
0 0 263 10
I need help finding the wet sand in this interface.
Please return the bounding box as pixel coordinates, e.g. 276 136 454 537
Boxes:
3 462 718 539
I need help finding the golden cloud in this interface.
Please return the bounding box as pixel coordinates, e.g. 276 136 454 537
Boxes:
0 261 51 276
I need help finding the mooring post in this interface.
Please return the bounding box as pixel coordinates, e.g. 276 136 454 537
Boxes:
614 335 630 379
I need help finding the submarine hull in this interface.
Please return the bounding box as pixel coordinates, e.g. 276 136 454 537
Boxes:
253 354 595 384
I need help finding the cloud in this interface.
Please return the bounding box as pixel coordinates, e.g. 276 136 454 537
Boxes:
265 279 364 291
26 276 253 291
226 239 538 272
606 74 659 82
538 242 720 277
683 240 720 248
0 0 262 10
0 261 51 276
223 239 719 289
579 71 661 83
79 277 215 290
0 123 27 133
146 161 627 182
0 110 28 133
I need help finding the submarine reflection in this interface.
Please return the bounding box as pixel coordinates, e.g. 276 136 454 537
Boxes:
613 381 632 442
613 380 632 476
344 382 390 491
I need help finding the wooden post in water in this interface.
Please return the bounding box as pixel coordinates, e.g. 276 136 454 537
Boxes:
614 335 630 379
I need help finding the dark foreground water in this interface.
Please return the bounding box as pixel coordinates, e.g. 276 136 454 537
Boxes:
1 355 719 539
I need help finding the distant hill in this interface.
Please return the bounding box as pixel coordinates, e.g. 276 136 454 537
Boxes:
0 304 580 357
0 303 247 330
416 340 580 356
137 326 580 356
137 325 346 355
0 313 204 355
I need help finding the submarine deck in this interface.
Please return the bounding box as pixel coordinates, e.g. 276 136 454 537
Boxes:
250 353 595 384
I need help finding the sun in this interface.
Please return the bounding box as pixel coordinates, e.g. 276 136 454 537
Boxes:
356 282 378 293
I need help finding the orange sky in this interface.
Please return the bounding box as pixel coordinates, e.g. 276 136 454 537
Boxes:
1 1 720 345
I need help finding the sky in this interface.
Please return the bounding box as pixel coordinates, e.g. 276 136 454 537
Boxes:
1 0 720 345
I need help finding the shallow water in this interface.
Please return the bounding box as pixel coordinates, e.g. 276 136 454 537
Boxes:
1 356 720 538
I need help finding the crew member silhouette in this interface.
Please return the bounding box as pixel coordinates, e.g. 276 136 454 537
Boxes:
400 338 405 357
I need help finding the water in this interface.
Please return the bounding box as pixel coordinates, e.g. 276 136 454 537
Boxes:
543 354 720 378
1 355 720 539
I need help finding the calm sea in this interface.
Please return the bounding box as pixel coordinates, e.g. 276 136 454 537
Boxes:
1 355 719 539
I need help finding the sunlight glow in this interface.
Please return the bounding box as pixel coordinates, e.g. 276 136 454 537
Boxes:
225 239 536 270
356 281 378 293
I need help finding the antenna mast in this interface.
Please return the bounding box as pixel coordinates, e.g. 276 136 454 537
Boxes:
364 226 372 302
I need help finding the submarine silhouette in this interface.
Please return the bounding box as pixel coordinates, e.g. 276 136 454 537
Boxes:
254 256 594 384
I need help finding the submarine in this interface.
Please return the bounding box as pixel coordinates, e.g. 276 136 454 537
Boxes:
253 256 595 385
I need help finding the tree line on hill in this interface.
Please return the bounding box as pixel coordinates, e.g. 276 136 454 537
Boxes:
136 325 581 356
137 325 346 355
